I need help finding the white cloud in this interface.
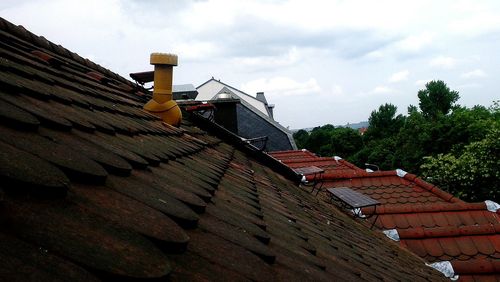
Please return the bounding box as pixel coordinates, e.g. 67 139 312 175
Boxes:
461 69 487 79
331 84 343 96
415 79 431 87
448 3 500 37
395 32 434 53
372 85 394 94
457 83 482 89
429 56 457 69
241 77 321 97
389 70 409 83
232 47 300 70
172 41 218 60
364 50 384 60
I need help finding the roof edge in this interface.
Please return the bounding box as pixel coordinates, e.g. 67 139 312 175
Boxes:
375 202 488 215
397 223 500 239
186 111 299 182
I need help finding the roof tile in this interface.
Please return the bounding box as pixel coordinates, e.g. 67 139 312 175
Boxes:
456 236 480 257
422 238 445 258
2 197 171 279
439 237 462 257
0 232 99 281
0 140 69 196
0 125 108 183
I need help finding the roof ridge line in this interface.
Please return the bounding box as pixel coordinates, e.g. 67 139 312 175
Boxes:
396 223 500 239
452 258 500 275
401 173 461 203
0 17 135 88
188 112 298 182
376 202 488 214
197 78 261 102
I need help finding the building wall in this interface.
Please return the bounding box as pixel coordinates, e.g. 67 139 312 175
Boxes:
236 104 294 151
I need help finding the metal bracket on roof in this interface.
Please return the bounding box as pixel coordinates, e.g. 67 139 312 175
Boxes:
351 208 366 218
426 261 459 280
485 200 500 212
382 229 400 241
396 169 407 177
333 156 342 164
300 175 307 183
243 136 268 151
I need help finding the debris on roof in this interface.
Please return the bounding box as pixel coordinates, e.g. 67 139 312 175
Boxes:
270 149 500 281
0 17 448 281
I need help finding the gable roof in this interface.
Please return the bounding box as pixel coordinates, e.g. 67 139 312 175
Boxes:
197 80 297 151
0 17 447 281
197 78 272 117
270 150 500 281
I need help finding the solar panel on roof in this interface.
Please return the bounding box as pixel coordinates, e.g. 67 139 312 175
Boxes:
327 187 380 208
293 166 324 175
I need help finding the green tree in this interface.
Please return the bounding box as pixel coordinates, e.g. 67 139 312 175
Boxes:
330 127 363 158
365 103 405 140
293 129 309 149
395 102 498 173
417 80 459 120
421 127 499 202
304 125 334 155
349 103 403 170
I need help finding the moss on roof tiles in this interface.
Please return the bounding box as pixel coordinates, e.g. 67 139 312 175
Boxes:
0 140 69 196
0 93 73 130
2 197 171 279
0 232 99 282
0 125 107 184
0 98 40 130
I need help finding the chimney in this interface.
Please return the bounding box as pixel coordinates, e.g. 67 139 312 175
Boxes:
143 53 182 127
268 104 274 119
255 92 268 104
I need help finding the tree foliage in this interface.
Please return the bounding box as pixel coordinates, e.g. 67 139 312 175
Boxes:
293 79 499 202
417 80 459 120
421 127 499 202
365 103 405 140
293 125 363 159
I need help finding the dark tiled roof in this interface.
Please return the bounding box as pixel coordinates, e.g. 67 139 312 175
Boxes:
0 17 446 281
270 150 500 281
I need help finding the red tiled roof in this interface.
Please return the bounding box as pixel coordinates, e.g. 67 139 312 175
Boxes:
0 18 447 281
270 150 500 281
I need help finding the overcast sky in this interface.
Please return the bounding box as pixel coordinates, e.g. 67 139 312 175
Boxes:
2 0 500 129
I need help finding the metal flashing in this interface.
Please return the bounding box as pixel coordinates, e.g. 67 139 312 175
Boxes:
426 261 459 280
485 200 500 212
396 169 407 177
383 229 400 241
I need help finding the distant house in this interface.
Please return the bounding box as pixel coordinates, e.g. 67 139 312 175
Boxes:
173 84 198 100
196 78 297 152
358 127 367 135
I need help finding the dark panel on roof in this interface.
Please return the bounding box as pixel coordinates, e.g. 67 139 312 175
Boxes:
237 104 293 152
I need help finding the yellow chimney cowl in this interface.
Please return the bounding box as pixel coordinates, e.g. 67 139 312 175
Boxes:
143 52 182 127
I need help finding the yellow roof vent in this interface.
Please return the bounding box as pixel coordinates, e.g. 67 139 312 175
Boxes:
143 53 182 127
